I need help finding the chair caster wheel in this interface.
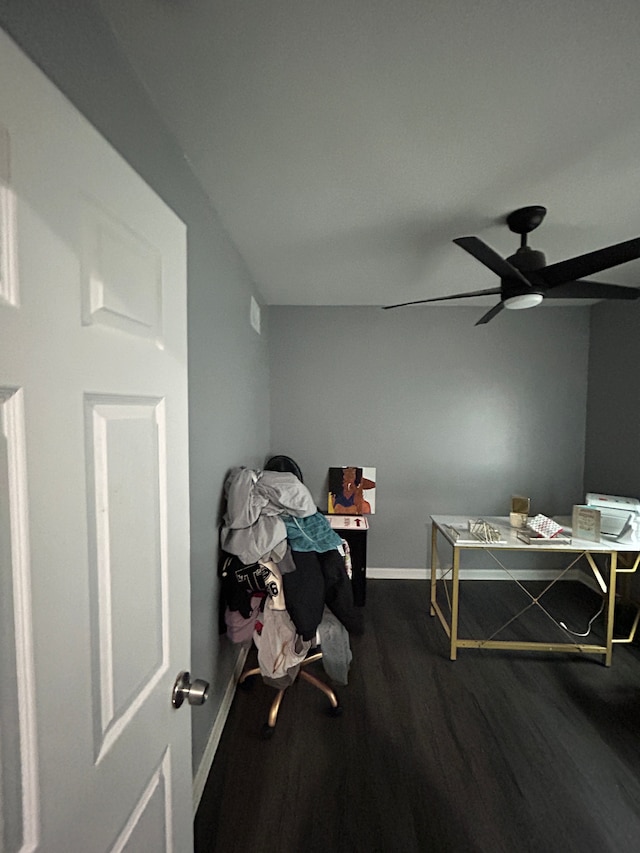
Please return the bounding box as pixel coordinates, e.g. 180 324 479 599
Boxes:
260 723 275 740
328 704 343 718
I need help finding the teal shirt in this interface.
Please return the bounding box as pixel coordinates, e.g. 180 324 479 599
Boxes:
283 511 343 552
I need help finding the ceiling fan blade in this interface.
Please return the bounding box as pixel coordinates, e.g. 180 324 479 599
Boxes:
382 287 501 309
475 302 505 325
454 236 533 288
543 280 640 300
536 237 640 286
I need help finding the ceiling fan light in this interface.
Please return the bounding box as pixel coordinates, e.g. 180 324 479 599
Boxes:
503 293 544 310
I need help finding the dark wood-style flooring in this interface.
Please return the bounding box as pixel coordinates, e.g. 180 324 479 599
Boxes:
195 579 640 852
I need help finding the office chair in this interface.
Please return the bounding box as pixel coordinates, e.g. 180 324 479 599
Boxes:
236 455 344 739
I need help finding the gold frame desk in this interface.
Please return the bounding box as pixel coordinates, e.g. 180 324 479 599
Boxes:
430 515 640 666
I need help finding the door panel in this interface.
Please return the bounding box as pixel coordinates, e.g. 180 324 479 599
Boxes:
113 750 171 853
80 198 163 341
85 396 168 763
0 387 39 853
0 28 192 853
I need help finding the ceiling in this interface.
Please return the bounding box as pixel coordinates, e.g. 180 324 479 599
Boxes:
97 0 640 308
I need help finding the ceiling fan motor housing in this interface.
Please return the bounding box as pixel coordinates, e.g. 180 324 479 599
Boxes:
507 246 546 272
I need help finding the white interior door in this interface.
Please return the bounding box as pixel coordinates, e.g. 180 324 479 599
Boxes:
0 30 194 853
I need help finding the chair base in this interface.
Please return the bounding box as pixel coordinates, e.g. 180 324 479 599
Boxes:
239 651 341 738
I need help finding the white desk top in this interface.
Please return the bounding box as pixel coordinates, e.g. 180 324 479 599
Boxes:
431 515 639 553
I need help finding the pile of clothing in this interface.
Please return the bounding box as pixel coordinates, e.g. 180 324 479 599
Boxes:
219 466 363 688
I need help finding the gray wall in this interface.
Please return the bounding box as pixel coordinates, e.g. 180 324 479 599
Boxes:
585 299 640 494
0 1 270 773
269 306 590 568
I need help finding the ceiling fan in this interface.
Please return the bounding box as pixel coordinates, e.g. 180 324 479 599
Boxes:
383 206 640 325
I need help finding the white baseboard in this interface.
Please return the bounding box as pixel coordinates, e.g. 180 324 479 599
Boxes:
368 567 586 581
192 646 248 814
368 567 427 580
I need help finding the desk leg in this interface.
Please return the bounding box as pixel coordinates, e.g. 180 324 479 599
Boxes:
450 545 460 661
605 553 618 667
430 522 438 616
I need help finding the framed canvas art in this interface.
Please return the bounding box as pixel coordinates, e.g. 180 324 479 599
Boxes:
328 466 376 515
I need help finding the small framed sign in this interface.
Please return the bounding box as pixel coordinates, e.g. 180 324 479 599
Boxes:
572 505 601 542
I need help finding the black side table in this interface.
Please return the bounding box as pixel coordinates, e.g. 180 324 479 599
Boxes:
325 515 369 606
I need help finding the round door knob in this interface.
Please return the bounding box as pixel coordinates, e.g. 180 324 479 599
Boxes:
172 671 210 708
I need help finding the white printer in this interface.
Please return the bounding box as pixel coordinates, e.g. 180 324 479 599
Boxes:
585 493 640 537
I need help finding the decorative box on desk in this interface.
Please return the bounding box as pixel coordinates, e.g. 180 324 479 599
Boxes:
325 514 369 606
